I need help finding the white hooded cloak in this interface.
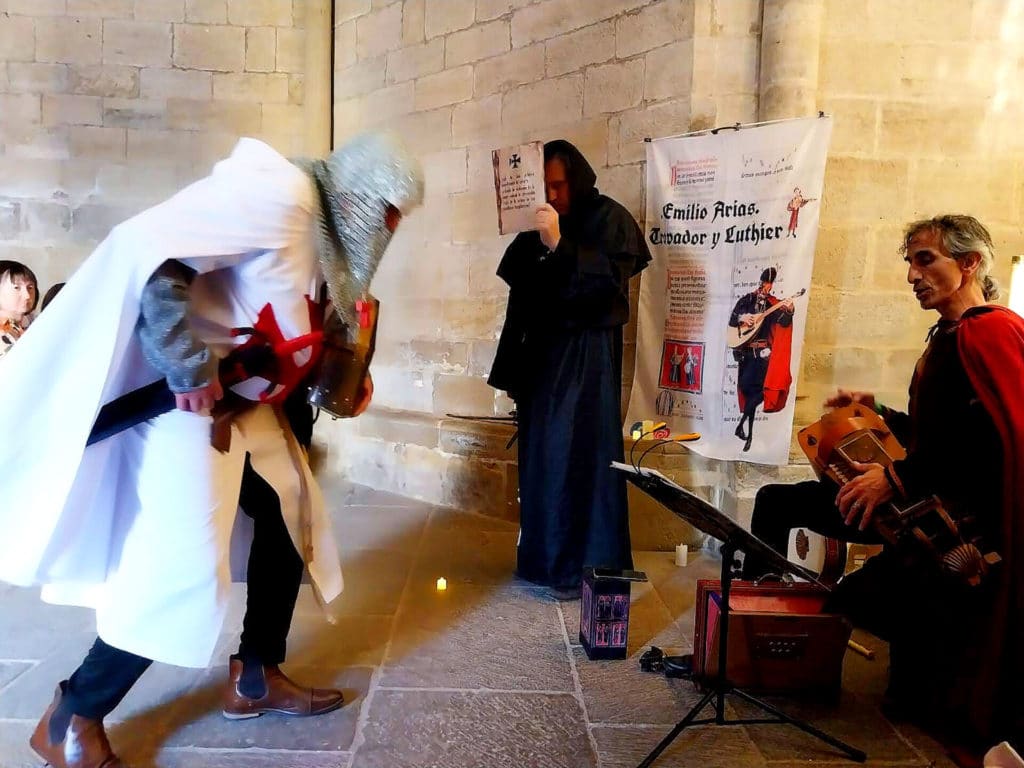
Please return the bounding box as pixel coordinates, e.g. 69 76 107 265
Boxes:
0 139 343 668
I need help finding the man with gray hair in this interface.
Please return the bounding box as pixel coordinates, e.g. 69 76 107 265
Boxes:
0 133 423 767
742 214 1023 761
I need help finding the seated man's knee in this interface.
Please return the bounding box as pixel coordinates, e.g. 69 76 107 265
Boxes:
754 483 785 506
751 484 789 524
741 484 797 580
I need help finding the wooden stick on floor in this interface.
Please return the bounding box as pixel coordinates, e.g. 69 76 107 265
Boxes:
847 639 875 660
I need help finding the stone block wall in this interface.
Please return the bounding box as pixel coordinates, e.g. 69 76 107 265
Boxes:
324 0 761 546
800 0 1024 425
326 0 1023 541
7 0 1021 548
734 0 1024 525
0 0 311 294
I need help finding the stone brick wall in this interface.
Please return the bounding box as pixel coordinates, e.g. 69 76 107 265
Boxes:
0 0 311 294
738 0 1024 524
6 1 1020 546
327 0 761 417
323 0 760 542
320 0 774 534
326 0 1023 541
803 0 1024 422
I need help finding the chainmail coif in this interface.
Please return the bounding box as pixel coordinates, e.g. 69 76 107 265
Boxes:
295 133 424 337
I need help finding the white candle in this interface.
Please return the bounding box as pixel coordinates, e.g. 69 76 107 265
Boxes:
675 544 688 567
436 577 447 591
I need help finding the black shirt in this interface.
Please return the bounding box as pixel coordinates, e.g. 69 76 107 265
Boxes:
886 316 1003 547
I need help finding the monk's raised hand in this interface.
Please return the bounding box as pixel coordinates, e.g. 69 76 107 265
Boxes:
535 204 561 251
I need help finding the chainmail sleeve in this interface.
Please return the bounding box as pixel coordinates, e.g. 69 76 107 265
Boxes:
137 259 217 393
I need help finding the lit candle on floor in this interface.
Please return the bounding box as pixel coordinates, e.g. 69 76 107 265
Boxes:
675 544 688 566
436 577 447 591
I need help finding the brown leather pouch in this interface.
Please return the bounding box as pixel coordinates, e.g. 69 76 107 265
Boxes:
210 392 257 453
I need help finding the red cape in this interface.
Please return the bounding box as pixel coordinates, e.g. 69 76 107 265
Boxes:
956 304 1024 742
763 301 794 413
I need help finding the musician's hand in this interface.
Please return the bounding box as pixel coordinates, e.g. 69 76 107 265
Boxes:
835 461 892 531
824 388 876 410
739 313 755 328
352 373 373 417
535 204 561 251
175 379 224 413
781 299 795 312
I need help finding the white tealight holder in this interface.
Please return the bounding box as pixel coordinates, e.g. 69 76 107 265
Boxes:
675 544 688 566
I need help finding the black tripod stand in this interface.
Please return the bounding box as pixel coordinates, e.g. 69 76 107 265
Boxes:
637 540 865 767
611 465 866 768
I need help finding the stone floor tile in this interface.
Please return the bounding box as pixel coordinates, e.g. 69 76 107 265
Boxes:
562 580 689 658
351 690 595 768
106 676 225 761
331 503 431 553
0 586 95 661
213 614 387 672
381 582 573 691
574 646 710 726
424 506 520 534
0 720 38 768
330 549 415 616
212 629 244 662
408 540 519 585
0 661 33 693
286 614 394 669
222 580 370 630
156 749 350 767
735 690 916 762
324 480 424 508
219 583 249 630
411 508 519 586
619 581 690 657
633 549 719 588
0 484 984 768
559 599 584 647
106 665 365 764
841 628 889 700
593 724 766 768
108 661 208 723
0 638 96 719
633 550 720 640
159 666 372 751
885 721 962 768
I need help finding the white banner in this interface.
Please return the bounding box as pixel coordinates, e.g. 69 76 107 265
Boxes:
626 116 832 465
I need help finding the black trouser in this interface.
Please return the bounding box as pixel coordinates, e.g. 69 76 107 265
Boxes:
740 479 882 581
736 354 768 419
62 456 304 719
740 479 910 645
734 353 769 449
236 455 305 665
62 638 153 720
740 480 984 731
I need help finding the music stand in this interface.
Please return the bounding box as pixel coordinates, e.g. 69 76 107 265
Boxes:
612 463 867 767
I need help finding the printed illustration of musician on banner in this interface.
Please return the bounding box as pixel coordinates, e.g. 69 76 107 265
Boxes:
660 341 703 394
626 116 832 464
727 266 796 451
785 187 817 238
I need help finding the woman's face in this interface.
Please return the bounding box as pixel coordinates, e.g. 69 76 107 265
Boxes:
0 273 37 322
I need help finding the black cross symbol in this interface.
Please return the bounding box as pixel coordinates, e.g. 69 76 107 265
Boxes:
509 154 521 168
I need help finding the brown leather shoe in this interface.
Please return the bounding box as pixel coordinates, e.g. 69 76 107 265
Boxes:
221 659 344 720
30 684 125 768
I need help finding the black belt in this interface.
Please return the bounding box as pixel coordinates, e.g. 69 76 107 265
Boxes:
738 341 769 356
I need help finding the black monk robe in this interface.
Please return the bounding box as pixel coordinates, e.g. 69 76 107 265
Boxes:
488 140 651 590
